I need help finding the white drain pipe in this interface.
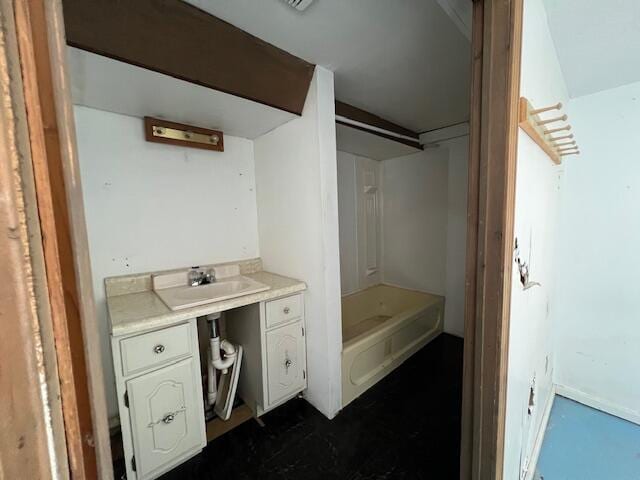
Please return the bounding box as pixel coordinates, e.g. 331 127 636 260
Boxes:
206 313 237 405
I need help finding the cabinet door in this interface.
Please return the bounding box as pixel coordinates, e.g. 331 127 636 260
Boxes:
127 357 205 479
265 322 306 406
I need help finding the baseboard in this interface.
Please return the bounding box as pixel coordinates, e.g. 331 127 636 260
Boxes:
524 385 555 480
555 383 640 426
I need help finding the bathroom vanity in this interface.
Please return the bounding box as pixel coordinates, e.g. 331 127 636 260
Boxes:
226 292 307 416
107 260 307 480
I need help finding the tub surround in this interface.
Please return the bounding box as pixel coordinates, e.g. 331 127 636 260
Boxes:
106 258 306 336
341 284 444 407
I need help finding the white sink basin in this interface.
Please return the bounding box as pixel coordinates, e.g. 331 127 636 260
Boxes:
154 276 270 311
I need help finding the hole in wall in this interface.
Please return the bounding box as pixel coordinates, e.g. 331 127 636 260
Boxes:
528 382 536 416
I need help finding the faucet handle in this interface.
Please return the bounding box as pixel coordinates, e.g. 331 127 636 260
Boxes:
204 268 216 284
188 267 204 286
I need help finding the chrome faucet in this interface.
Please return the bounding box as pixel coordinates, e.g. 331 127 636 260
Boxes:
188 267 216 286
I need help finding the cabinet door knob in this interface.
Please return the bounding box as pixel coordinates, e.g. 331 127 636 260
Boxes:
147 407 186 428
162 413 175 424
153 344 165 354
285 359 292 369
283 307 290 314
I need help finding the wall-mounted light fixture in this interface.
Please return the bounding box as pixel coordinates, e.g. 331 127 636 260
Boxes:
144 117 224 152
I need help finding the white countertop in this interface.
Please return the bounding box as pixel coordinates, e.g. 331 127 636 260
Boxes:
108 270 306 336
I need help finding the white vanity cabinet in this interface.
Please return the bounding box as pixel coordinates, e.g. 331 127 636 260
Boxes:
226 293 307 416
111 319 206 480
265 322 306 405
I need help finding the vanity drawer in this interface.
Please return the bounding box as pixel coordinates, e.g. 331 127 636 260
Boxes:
265 294 303 329
120 322 192 377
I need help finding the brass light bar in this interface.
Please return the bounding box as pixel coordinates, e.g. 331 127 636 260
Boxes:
144 117 224 152
152 125 220 146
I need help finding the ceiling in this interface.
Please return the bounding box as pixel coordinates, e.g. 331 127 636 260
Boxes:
543 0 640 98
185 0 471 133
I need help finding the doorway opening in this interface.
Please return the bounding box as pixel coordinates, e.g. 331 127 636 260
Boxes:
1 0 522 478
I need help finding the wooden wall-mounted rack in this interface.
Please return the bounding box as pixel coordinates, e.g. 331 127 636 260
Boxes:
518 97 579 164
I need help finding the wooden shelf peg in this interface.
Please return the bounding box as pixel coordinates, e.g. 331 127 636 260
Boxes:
518 97 580 164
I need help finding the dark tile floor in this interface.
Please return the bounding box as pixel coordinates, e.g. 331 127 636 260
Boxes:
145 333 461 479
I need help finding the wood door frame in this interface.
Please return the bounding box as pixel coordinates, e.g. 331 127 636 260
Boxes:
460 0 523 479
0 3 64 478
4 0 113 478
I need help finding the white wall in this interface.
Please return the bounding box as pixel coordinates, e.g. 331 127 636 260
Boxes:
254 67 343 418
381 141 467 336
552 80 640 423
503 0 568 478
336 151 358 295
381 148 449 296
443 136 469 337
75 105 260 418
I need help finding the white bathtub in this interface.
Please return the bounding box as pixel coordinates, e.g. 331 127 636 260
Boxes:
341 284 444 407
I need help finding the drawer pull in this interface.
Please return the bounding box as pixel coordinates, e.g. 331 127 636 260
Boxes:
283 307 290 314
147 407 186 427
162 413 175 424
153 344 165 354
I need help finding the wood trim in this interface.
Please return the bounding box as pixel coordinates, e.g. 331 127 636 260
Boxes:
14 1 90 476
461 0 524 478
14 0 116 477
460 1 483 477
43 0 114 476
61 0 316 115
144 116 225 152
0 2 59 477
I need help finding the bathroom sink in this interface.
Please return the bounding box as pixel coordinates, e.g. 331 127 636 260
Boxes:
154 276 270 311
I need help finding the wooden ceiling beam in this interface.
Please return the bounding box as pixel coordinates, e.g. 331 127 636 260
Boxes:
61 0 315 115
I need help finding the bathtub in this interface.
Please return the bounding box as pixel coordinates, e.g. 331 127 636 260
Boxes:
341 284 444 407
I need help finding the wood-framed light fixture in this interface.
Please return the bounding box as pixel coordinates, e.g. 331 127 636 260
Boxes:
144 117 225 152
